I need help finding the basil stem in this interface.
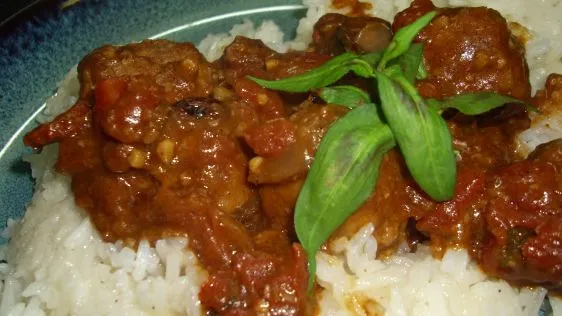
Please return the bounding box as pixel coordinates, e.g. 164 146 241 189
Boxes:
377 71 456 201
389 43 425 84
294 104 395 291
377 11 437 70
417 59 428 80
248 53 359 93
319 85 371 109
426 92 535 115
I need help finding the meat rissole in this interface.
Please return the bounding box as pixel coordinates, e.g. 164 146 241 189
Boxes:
23 0 562 314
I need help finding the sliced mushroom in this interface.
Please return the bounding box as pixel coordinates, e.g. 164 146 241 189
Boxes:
311 13 393 55
338 16 393 53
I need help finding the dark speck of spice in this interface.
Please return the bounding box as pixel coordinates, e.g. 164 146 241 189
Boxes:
173 98 219 119
310 93 322 104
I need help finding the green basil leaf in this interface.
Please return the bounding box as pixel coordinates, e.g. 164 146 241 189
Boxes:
377 72 456 201
318 85 371 109
359 52 383 67
294 104 395 291
248 53 359 92
349 58 376 78
427 92 535 115
416 59 428 80
426 98 442 111
389 43 425 84
378 11 437 70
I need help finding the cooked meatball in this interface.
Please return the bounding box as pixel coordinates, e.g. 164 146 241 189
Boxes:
474 143 562 289
393 0 531 100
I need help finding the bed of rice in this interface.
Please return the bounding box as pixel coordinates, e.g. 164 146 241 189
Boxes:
1 0 561 315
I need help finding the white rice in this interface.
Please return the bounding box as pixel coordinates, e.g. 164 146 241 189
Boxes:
316 225 549 316
2 0 562 315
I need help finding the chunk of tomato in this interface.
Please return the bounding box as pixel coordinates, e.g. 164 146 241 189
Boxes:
94 78 128 112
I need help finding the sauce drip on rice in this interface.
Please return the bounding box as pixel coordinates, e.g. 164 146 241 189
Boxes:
22 0 562 313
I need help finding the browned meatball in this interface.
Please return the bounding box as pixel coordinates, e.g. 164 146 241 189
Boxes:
473 147 562 290
393 0 531 100
78 39 215 103
415 140 562 289
223 36 278 69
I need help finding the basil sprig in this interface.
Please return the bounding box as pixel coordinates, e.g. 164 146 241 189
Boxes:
318 85 371 109
247 10 530 290
295 104 395 290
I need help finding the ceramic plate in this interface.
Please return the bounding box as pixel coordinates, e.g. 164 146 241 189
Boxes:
0 0 307 231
